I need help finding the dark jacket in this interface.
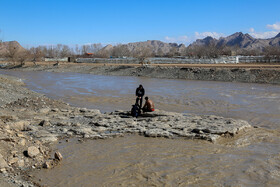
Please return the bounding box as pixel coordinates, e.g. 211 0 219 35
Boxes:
136 87 145 97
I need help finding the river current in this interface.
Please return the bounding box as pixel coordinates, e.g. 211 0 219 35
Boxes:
1 70 280 186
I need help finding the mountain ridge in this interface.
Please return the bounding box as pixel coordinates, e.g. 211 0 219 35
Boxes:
1 32 280 58
100 32 280 56
189 32 280 51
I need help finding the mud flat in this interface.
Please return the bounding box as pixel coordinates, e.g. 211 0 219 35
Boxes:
2 62 280 84
0 73 254 186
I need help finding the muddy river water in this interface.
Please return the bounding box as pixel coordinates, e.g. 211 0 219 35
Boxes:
1 70 280 186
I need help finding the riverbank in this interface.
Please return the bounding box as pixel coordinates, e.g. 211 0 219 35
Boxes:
0 73 255 186
1 62 280 84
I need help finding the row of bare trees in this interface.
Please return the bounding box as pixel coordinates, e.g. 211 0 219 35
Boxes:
1 41 280 66
30 43 103 58
0 43 105 65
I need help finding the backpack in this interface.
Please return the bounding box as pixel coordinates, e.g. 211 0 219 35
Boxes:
131 104 140 117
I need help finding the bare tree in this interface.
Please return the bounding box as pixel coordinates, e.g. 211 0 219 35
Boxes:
95 49 111 58
184 41 221 58
263 46 280 63
74 44 81 56
15 50 30 66
79 43 104 56
81 45 89 55
45 45 55 57
90 43 102 53
166 47 178 57
157 48 164 57
29 47 44 65
60 45 72 57
111 44 130 57
54 44 62 58
6 43 18 64
263 46 280 56
130 46 153 64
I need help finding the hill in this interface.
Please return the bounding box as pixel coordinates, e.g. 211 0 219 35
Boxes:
100 40 186 57
0 41 26 57
189 32 280 51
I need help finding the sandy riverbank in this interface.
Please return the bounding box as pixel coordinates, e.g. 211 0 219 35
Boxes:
0 71 255 186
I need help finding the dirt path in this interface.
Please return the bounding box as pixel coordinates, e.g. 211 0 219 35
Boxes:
22 61 280 69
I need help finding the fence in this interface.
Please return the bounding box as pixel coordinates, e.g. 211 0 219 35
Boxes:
53 56 280 64
76 57 139 64
146 56 238 64
44 57 69 62
238 56 280 63
76 56 239 64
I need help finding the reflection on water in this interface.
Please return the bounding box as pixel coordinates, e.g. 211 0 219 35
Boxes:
1 70 280 186
1 70 280 129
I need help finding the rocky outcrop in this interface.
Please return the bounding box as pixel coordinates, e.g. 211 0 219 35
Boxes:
1 96 252 144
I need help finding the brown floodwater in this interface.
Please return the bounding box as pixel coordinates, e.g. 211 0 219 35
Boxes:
0 70 280 186
32 130 280 187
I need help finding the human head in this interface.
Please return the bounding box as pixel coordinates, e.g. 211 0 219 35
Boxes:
139 84 143 88
145 96 148 100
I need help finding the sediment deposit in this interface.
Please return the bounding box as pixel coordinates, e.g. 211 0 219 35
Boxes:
2 63 280 84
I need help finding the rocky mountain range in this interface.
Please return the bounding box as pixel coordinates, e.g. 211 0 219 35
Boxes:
1 32 280 58
100 32 280 56
101 40 186 56
126 40 186 54
189 32 280 51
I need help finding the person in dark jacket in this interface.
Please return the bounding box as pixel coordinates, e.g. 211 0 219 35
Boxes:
135 84 145 108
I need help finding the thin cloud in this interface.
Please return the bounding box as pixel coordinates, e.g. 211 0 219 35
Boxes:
249 30 278 39
249 28 255 32
164 35 189 44
194 32 225 39
164 31 224 44
267 22 280 31
248 22 280 39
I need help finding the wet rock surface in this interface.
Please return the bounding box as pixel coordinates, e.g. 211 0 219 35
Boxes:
0 73 252 186
8 101 249 143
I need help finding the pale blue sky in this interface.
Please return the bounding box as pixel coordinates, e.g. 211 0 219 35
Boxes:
0 0 280 46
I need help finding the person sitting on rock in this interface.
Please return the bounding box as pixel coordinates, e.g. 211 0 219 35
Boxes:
131 103 141 117
142 96 155 113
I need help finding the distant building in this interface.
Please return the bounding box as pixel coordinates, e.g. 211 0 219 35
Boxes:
84 53 94 57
